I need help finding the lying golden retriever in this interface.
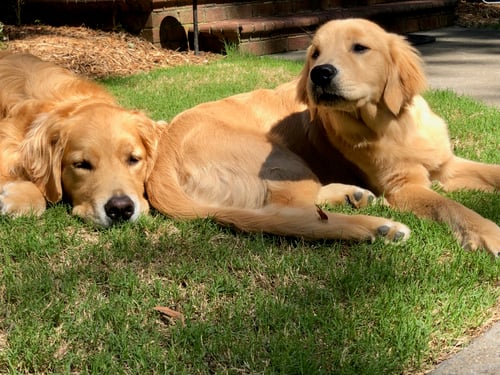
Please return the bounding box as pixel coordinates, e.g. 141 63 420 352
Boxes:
147 18 500 254
0 53 164 226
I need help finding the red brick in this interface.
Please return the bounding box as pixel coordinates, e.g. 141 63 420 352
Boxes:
176 7 194 24
239 22 255 35
273 19 287 31
252 2 275 17
239 37 289 56
225 4 253 19
145 10 170 28
140 27 161 45
287 34 313 51
239 41 263 55
143 0 458 56
207 20 241 34
203 5 228 23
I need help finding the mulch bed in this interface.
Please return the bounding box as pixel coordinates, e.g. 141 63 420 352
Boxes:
2 24 220 79
456 0 500 28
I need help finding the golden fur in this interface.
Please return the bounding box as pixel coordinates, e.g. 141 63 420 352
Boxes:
147 19 431 245
296 19 500 255
0 53 164 226
147 19 500 254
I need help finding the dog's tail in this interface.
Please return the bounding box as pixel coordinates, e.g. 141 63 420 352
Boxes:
146 177 399 242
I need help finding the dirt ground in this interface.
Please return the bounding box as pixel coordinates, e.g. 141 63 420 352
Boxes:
0 0 498 79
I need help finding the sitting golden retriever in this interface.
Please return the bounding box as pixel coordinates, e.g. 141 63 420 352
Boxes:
147 18 500 254
0 53 164 226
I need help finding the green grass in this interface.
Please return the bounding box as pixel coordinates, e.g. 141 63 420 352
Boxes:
1 55 499 374
102 54 303 120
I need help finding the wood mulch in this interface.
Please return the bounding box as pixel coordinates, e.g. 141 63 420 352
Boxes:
456 0 500 28
2 24 220 79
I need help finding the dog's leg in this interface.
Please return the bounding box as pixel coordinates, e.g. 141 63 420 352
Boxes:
436 157 500 192
0 181 46 216
211 204 410 244
315 183 378 208
387 185 500 256
197 178 410 243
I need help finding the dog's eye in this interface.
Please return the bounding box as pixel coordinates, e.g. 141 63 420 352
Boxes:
352 43 369 53
311 49 320 59
73 160 93 170
127 155 141 166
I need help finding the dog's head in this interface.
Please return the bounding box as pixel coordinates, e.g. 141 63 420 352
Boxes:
20 101 166 226
297 18 427 117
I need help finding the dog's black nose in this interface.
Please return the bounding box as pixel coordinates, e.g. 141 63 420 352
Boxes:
105 195 135 222
310 64 338 87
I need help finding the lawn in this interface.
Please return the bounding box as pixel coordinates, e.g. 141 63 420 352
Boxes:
0 54 499 374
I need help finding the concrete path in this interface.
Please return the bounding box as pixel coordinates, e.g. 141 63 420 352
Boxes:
430 322 500 375
272 26 500 107
272 26 500 375
416 26 500 107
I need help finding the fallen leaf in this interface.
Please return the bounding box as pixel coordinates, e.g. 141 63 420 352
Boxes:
154 306 186 326
316 205 329 221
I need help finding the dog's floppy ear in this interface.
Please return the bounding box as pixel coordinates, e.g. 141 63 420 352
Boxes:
20 111 67 203
384 34 427 116
296 46 312 105
296 46 320 119
133 113 168 179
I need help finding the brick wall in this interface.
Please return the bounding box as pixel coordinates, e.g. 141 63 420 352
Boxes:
142 0 405 44
18 1 405 29
14 0 457 54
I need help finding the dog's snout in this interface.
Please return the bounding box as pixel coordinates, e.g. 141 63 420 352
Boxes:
104 195 135 222
310 64 338 87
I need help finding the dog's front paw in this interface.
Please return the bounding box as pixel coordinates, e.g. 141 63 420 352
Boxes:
375 221 411 244
345 187 377 208
0 181 46 216
316 183 379 209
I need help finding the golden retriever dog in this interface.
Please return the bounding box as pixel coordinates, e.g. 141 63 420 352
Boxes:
0 53 164 226
147 18 500 254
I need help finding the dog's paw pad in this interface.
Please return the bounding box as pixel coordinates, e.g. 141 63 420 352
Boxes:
376 222 410 244
347 188 377 209
393 231 406 242
377 225 390 236
353 191 363 201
